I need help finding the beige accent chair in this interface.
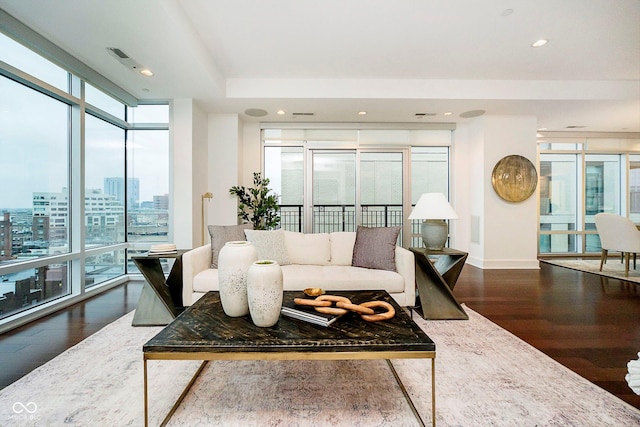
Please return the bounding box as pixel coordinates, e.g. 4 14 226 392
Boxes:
594 213 640 277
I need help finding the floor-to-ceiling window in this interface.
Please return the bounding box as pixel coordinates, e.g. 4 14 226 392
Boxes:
262 126 452 248
538 136 640 255
0 26 169 327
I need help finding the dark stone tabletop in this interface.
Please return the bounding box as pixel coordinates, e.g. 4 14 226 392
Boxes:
143 290 435 355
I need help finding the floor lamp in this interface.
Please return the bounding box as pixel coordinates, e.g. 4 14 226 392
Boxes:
201 192 213 245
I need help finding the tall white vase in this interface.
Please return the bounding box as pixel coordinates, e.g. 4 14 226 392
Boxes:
217 241 258 317
247 260 283 327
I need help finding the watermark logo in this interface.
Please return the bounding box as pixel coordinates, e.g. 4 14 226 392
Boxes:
9 402 39 421
13 402 37 414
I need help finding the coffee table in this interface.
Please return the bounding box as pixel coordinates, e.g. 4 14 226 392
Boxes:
143 290 436 426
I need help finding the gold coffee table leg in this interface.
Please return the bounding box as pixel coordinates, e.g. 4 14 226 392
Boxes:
432 358 436 427
144 358 148 427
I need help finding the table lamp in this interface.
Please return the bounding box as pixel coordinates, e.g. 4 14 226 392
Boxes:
408 193 458 250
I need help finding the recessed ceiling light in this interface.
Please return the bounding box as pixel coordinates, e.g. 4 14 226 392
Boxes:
244 108 268 117
459 109 486 118
538 127 547 131
358 111 367 115
532 39 548 48
139 69 154 77
276 110 285 115
443 112 453 116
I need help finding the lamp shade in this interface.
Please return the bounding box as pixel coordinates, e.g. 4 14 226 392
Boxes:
408 193 458 220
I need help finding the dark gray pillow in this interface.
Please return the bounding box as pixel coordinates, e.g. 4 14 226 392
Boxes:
208 223 254 268
351 226 401 272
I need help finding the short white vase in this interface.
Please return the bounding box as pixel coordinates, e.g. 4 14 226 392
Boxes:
247 260 283 327
218 241 257 317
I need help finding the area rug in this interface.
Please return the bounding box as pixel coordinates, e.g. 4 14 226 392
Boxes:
1 308 639 426
541 258 640 284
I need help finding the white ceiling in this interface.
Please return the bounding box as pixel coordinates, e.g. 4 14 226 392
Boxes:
1 0 639 132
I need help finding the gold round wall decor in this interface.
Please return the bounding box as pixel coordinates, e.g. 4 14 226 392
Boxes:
491 155 538 202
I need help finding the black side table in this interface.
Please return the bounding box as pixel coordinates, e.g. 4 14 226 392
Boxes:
410 247 468 320
131 250 188 326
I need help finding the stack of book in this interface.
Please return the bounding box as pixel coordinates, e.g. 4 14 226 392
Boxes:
280 294 345 327
148 244 178 255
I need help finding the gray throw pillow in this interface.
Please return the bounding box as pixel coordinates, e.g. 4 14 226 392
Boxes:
208 223 254 268
244 228 290 266
351 226 401 272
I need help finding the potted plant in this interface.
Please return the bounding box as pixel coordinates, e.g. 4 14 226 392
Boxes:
229 172 281 230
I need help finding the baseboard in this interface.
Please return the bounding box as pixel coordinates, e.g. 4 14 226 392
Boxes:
467 256 540 269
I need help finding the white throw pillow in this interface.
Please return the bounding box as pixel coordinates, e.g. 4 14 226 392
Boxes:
244 229 290 265
284 231 330 265
329 232 357 265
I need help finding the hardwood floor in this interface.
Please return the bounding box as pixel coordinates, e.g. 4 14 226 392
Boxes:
455 261 640 410
0 281 143 390
0 262 639 411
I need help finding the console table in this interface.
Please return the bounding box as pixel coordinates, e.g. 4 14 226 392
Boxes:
131 250 187 326
410 247 468 320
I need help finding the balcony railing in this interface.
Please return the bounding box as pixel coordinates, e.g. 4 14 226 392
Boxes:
280 204 405 232
280 204 427 247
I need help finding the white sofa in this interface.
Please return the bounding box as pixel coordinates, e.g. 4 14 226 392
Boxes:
182 230 415 307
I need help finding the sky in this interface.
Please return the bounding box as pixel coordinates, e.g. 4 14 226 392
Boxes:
0 33 169 209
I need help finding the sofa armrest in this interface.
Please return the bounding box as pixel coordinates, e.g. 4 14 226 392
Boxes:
395 246 415 306
182 244 212 306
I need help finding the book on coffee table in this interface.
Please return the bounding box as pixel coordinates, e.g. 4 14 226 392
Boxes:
280 293 345 327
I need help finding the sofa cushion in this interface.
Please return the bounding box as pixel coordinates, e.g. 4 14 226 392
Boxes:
329 232 357 265
193 268 219 293
285 231 330 265
208 223 253 268
281 265 404 293
352 226 401 272
244 229 290 265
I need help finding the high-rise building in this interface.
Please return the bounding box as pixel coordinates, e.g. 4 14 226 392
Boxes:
33 189 68 242
32 188 124 244
153 194 169 210
0 212 11 260
104 177 140 209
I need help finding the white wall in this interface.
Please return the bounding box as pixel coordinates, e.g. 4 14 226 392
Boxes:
191 103 208 246
450 124 470 253
171 99 208 249
242 122 262 186
207 114 243 227
169 99 199 249
455 115 539 269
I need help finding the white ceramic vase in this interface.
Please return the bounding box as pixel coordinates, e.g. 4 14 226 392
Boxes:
217 241 258 317
247 260 283 327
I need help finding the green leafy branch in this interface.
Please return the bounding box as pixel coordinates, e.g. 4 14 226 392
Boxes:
229 172 281 230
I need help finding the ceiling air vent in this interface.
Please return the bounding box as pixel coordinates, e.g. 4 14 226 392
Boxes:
292 112 315 116
106 47 144 72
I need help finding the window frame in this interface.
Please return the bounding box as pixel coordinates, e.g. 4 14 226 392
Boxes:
0 25 169 331
538 136 640 256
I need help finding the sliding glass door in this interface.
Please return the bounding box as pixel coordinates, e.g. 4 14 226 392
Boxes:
308 149 407 242
310 151 356 233
359 151 405 237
